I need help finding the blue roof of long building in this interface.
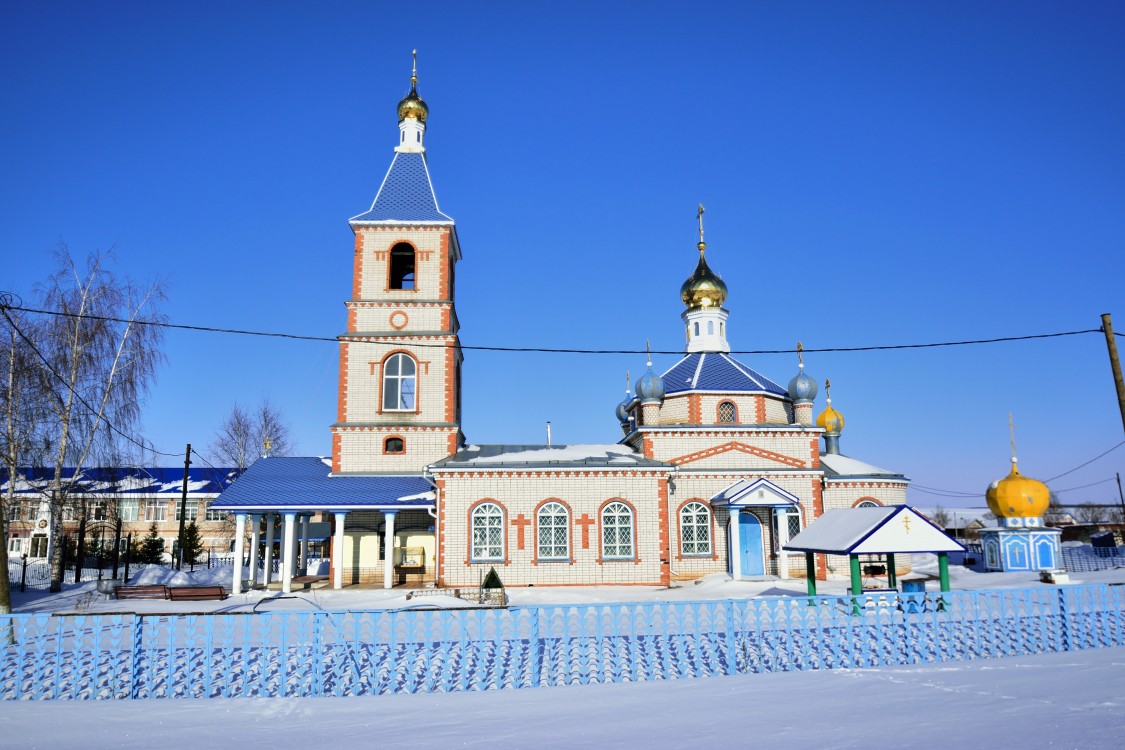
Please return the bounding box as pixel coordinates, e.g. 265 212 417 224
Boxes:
0 466 238 495
209 456 434 511
661 352 789 397
349 152 453 224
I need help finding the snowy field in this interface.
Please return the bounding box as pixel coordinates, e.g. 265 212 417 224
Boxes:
3 558 1124 749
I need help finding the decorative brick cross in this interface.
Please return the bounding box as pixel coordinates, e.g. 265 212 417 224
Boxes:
575 513 596 550
511 514 531 550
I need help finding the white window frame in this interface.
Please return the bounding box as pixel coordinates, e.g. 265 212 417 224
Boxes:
175 502 198 522
205 503 226 522
118 499 140 522
536 502 569 560
382 353 417 411
144 500 167 522
601 501 634 559
470 502 504 561
680 501 712 555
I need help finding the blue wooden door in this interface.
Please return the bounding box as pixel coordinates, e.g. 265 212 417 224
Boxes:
739 512 764 576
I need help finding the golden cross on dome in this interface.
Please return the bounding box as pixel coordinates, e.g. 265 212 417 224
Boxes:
645 339 652 367
902 514 912 533
697 204 705 246
1008 412 1017 460
411 49 418 84
625 371 631 391
797 341 804 367
824 377 832 400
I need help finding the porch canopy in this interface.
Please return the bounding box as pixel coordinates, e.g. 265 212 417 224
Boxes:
210 456 435 595
783 505 965 595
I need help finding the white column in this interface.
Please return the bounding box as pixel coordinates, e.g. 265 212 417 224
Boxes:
729 510 742 580
281 513 296 594
383 511 397 590
333 512 347 590
774 508 790 580
232 513 247 596
263 514 276 586
248 514 262 588
299 515 311 577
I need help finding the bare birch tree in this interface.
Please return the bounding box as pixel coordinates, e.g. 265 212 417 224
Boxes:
31 246 166 591
0 303 47 613
209 400 292 472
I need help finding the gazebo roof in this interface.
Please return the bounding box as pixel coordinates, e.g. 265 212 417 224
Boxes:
784 505 965 555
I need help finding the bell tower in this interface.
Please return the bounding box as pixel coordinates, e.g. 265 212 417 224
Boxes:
332 53 463 474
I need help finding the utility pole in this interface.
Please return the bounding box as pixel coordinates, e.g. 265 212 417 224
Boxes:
175 443 191 570
1117 472 1124 527
1102 313 1125 436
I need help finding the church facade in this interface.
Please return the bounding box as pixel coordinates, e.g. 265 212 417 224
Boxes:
211 62 909 592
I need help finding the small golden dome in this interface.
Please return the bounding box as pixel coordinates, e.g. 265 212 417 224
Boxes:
986 460 1050 518
398 51 428 123
398 82 428 123
680 243 728 309
816 402 845 434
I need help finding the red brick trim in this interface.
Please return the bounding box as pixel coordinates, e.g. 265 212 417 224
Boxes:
755 395 766 423
669 441 807 468
852 496 883 508
388 310 409 330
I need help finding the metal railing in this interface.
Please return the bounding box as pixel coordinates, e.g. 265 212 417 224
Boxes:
1 583 1122 700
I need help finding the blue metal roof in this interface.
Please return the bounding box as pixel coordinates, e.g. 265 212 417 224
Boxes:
349 152 453 224
209 456 434 511
661 353 788 397
0 466 237 495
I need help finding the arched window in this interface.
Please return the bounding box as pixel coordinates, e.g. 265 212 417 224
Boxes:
680 502 711 555
389 243 415 290
384 437 404 454
382 354 417 410
855 499 881 508
693 322 700 336
717 401 737 423
601 501 634 559
470 502 504 560
707 320 714 335
537 502 569 560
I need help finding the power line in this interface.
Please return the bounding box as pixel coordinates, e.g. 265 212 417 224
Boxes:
1052 477 1117 494
1 302 1105 356
0 304 180 458
1044 440 1125 483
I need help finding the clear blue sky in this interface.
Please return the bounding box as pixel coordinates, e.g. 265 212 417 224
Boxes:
2 1 1123 507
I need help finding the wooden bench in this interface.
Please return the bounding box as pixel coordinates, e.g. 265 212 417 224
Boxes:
168 585 228 601
115 585 170 600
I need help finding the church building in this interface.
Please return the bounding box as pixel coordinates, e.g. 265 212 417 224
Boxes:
211 60 909 593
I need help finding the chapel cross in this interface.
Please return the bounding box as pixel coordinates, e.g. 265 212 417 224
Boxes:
511 514 531 551
902 514 912 534
575 513 597 550
697 203 705 245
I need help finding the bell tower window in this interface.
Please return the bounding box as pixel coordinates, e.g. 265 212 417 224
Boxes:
389 243 415 290
384 437 405 453
382 353 417 410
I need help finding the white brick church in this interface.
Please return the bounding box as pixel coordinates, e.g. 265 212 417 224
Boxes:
212 61 908 592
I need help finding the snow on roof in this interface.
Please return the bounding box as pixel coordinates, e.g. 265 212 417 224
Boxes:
210 457 434 511
820 453 907 481
433 444 668 469
784 505 965 555
0 467 237 496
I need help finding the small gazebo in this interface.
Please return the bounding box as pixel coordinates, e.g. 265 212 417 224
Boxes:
784 505 965 596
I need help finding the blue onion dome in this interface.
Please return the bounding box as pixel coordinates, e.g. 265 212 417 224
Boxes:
786 343 818 403
635 363 666 404
788 364 818 404
615 373 633 424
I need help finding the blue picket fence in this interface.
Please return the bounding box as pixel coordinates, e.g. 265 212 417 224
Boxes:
2 583 1122 700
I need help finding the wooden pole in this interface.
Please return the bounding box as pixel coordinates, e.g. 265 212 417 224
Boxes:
1101 314 1125 436
175 443 191 570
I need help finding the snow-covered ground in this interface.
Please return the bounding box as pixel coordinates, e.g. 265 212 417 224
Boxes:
3 558 1124 749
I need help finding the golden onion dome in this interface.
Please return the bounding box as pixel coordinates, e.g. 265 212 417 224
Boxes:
985 459 1050 518
398 81 428 123
680 243 728 309
816 401 845 434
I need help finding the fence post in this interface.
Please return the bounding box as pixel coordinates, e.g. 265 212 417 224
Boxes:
529 607 541 688
724 599 739 676
130 615 144 699
312 612 324 697
1058 587 1071 652
19 555 27 593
